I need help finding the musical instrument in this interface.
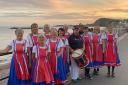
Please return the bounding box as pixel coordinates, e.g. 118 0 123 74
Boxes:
71 49 88 68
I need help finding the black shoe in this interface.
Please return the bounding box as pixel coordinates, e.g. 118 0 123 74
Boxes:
111 73 115 78
72 79 77 83
77 77 82 80
85 74 93 80
107 73 110 77
93 71 99 76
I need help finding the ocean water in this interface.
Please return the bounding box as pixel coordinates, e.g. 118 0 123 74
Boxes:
0 28 30 49
0 28 33 65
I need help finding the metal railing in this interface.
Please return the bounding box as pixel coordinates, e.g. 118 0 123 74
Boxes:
0 52 12 81
0 52 12 56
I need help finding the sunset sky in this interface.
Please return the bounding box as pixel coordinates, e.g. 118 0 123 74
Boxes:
0 0 128 27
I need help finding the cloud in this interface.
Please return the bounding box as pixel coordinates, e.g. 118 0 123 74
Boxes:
0 0 128 26
0 0 51 9
105 8 128 13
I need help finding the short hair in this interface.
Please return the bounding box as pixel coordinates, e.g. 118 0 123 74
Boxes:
44 24 50 28
15 28 24 35
43 24 50 32
73 26 79 30
89 28 93 32
78 23 84 29
63 24 68 29
51 28 58 36
83 26 88 30
31 23 38 29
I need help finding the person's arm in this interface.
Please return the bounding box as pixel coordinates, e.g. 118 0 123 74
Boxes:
47 44 51 60
66 45 70 63
32 46 37 62
115 33 118 42
32 53 36 62
26 44 33 68
69 46 74 53
26 35 33 68
102 39 106 53
65 39 70 63
0 46 12 54
68 35 74 53
102 34 107 53
57 40 64 57
58 47 63 57
27 47 33 67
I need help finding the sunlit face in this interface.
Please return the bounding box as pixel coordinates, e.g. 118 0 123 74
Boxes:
16 31 24 40
38 37 45 45
97 28 100 33
31 28 38 34
94 28 99 34
73 29 79 35
51 29 58 37
83 29 88 34
93 28 97 33
44 27 50 33
79 27 84 32
64 26 68 32
58 30 65 36
108 27 113 33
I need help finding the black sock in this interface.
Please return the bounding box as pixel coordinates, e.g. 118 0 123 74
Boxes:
112 66 115 74
97 68 99 71
94 68 97 72
108 66 110 74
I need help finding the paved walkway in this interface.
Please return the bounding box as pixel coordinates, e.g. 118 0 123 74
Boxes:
69 33 128 85
0 33 128 85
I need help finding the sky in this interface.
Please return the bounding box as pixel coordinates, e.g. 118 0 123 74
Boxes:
0 0 128 27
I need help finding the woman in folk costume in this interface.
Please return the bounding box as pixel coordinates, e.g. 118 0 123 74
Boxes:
83 27 93 79
27 23 39 48
103 26 120 77
31 34 54 85
58 28 70 76
63 24 70 39
49 28 67 85
92 26 104 75
26 23 39 78
43 24 51 39
100 28 107 54
0 28 30 85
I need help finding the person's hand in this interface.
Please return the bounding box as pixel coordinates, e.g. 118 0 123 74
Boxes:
70 49 74 54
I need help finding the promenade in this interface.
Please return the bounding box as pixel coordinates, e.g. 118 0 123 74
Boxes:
69 33 128 85
0 33 128 85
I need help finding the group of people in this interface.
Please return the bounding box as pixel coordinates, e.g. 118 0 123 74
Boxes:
69 25 120 82
0 23 120 85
